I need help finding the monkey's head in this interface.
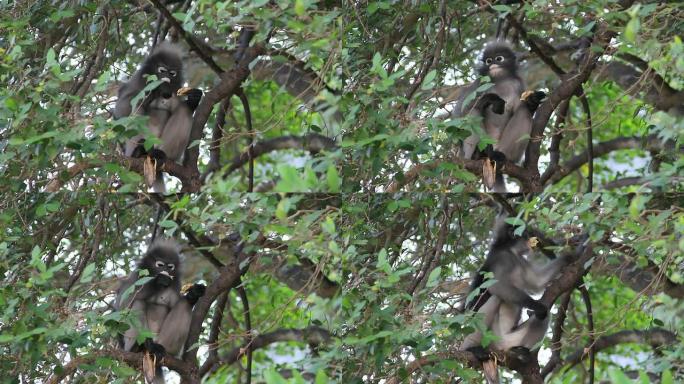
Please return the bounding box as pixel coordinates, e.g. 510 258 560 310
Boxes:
139 239 181 288
140 45 184 100
478 41 518 80
491 215 531 255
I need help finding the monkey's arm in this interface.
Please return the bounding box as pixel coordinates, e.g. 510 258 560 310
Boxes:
114 76 144 119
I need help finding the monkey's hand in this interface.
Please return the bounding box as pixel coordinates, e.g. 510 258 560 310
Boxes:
478 93 506 114
527 301 548 320
179 87 203 112
184 283 206 306
521 90 546 113
143 338 166 362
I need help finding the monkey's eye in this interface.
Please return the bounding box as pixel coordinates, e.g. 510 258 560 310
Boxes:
485 58 493 65
155 261 165 268
158 67 168 74
168 264 175 271
169 70 177 77
495 56 505 62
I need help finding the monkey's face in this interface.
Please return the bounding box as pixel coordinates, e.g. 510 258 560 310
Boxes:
141 51 183 100
142 246 180 287
151 258 177 287
478 43 517 80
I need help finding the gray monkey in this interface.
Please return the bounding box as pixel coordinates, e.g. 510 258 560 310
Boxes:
460 215 566 362
113 44 202 192
454 41 544 192
115 240 205 383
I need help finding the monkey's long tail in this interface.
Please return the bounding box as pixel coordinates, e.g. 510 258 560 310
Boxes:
492 172 506 193
151 172 166 194
482 360 500 384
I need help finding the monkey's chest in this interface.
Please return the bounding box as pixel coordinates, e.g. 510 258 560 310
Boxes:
145 289 180 333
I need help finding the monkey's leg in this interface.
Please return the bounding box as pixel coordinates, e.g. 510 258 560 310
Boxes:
491 312 550 353
158 100 193 161
122 300 147 352
495 105 532 164
488 282 548 319
155 300 193 356
461 296 501 354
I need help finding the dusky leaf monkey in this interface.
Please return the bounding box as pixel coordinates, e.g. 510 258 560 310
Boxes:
114 43 202 192
115 239 205 383
454 41 545 192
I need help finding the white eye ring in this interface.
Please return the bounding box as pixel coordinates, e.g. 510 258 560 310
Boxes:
158 67 168 73
168 264 175 271
169 70 177 77
485 58 493 65
495 56 505 62
155 261 165 268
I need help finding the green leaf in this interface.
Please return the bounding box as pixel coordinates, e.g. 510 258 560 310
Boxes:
421 70 437 90
314 369 329 384
426 267 441 288
625 18 640 43
294 0 306 16
264 369 289 384
326 164 341 192
80 263 96 283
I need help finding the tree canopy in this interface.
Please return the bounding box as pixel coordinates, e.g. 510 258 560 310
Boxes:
0 0 683 384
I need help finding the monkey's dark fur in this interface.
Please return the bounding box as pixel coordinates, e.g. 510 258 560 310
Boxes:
115 240 205 384
460 215 566 362
455 41 545 192
114 44 201 192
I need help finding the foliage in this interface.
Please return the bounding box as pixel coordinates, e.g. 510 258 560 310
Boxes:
0 0 683 384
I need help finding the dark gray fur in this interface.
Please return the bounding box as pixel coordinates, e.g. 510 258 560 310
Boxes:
454 41 533 192
460 215 566 355
115 240 203 384
113 44 192 192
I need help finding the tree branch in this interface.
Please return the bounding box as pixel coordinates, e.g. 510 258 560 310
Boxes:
223 134 337 177
546 134 682 185
219 326 331 365
563 329 676 368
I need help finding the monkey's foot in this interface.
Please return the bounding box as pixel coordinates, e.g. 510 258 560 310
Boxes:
507 346 533 364
466 346 492 362
521 90 546 113
130 143 148 158
184 283 206 305
144 339 166 362
148 148 167 163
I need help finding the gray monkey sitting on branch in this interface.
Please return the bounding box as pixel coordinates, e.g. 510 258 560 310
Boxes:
454 41 545 192
460 214 567 382
115 239 205 383
113 43 202 193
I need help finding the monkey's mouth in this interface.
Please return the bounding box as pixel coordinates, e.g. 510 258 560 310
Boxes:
159 270 173 279
488 65 506 78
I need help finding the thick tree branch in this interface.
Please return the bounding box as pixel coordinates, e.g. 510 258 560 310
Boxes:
546 134 682 185
525 25 615 189
219 326 331 365
46 349 193 384
563 329 676 368
223 134 337 177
